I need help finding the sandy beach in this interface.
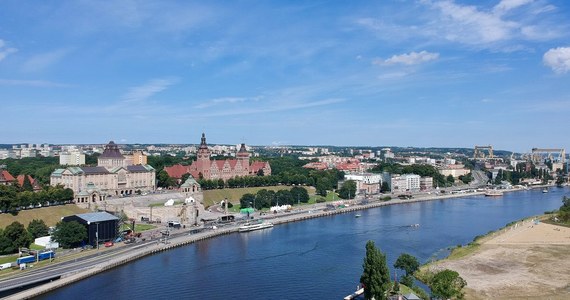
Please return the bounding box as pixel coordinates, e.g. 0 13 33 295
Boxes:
431 221 570 299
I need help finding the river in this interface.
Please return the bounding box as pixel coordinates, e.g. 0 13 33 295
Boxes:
38 187 568 299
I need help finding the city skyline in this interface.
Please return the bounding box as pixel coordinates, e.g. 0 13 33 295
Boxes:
1 0 569 152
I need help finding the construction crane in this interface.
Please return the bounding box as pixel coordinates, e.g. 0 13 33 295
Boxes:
530 148 566 163
474 145 494 160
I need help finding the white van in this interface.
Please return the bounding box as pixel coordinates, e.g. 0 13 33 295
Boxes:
1 263 13 270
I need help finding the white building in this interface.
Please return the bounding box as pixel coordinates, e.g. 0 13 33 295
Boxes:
391 174 420 193
59 151 86 166
345 173 382 195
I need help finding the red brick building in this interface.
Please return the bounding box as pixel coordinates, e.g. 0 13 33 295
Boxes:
165 133 271 181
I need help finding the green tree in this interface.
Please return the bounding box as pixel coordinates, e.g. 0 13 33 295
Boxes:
28 219 49 239
360 240 391 300
338 180 357 199
558 196 570 222
290 186 310 204
430 269 467 300
2 221 32 254
446 175 455 185
52 221 87 249
240 193 256 209
22 175 34 192
157 170 176 188
394 253 420 288
316 177 331 197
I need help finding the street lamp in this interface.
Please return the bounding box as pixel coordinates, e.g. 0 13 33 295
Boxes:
96 223 99 250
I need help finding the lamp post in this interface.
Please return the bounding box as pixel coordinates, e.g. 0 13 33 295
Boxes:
96 223 99 250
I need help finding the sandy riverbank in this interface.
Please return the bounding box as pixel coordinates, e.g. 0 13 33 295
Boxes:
427 220 570 299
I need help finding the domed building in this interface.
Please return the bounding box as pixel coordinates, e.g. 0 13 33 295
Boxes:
51 141 156 205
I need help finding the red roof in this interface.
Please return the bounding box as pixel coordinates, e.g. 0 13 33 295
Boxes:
303 162 327 170
251 161 268 173
1 170 15 182
17 174 35 187
164 164 192 179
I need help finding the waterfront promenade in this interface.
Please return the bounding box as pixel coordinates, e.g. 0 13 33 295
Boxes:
3 186 548 299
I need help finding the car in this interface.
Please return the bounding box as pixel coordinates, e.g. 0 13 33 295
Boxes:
104 241 114 247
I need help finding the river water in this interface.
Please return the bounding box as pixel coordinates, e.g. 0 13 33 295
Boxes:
38 187 568 299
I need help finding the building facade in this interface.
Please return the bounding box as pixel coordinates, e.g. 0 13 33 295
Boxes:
344 173 382 195
165 133 271 181
59 151 86 166
51 141 156 204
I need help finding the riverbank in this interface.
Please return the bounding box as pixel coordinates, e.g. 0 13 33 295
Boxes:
419 216 570 299
3 186 552 299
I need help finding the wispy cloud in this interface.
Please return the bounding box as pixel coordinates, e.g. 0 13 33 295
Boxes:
543 47 570 74
492 0 534 15
21 49 70 72
0 39 18 62
376 51 439 66
195 96 262 109
0 79 70 87
122 78 178 103
200 98 345 117
358 0 564 50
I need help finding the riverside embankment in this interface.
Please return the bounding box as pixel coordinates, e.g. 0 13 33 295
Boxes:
8 186 559 299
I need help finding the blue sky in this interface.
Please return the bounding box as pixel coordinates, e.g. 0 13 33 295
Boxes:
1 0 569 152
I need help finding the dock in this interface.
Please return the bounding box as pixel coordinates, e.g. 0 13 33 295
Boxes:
344 287 363 300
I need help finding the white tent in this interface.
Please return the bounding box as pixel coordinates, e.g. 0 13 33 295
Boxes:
164 199 175 206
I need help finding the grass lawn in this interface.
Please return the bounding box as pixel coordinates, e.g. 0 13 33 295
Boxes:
203 186 315 208
308 190 339 204
149 200 184 207
0 255 18 265
30 243 44 251
0 204 89 228
120 223 157 232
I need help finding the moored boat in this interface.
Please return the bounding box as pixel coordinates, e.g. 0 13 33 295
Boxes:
484 189 503 197
238 221 274 232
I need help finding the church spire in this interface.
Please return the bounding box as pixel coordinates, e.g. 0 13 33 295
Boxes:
200 133 207 148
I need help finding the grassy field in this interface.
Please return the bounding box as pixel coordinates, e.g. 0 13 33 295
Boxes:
0 204 89 228
120 223 157 232
203 186 316 207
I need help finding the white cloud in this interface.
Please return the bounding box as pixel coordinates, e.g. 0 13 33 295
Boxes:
122 78 178 103
21 49 70 72
378 51 439 66
428 0 517 44
493 0 534 15
543 47 570 74
0 39 18 62
359 0 561 50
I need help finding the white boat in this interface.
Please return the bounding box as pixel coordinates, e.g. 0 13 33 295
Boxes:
355 214 361 218
238 221 274 232
484 189 503 197
542 188 548 193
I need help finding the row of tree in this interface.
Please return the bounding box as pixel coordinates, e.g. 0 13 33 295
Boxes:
0 185 74 213
0 219 50 255
361 240 466 300
239 187 310 210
